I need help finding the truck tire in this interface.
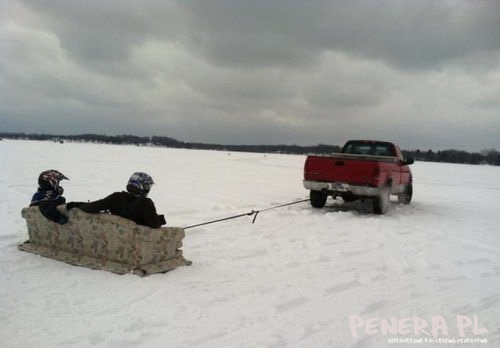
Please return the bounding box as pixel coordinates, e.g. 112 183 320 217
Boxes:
373 186 390 214
310 190 327 208
397 183 413 204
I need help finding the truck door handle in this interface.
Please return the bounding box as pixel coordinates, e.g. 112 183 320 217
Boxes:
335 161 345 166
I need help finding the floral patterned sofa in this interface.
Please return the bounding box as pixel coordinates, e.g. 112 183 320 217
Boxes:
19 206 191 276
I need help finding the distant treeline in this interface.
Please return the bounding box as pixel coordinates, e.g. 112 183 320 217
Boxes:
0 132 340 155
403 149 500 166
1 132 499 166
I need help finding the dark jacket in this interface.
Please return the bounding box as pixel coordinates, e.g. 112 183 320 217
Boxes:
30 190 68 224
67 191 166 228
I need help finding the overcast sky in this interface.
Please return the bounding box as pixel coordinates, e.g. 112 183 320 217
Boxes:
1 1 500 151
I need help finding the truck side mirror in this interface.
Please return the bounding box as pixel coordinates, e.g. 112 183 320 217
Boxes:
403 157 414 165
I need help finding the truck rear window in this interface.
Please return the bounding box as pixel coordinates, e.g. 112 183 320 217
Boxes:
342 141 395 157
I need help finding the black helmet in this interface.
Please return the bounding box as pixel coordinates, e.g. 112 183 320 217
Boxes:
38 170 68 194
126 172 154 197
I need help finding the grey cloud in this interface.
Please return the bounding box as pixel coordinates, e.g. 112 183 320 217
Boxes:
2 1 500 151
180 0 500 70
20 0 185 72
21 0 500 71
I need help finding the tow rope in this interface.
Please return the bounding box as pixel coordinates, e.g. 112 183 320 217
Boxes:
183 198 309 230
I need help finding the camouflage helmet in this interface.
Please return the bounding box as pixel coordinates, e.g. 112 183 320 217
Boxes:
126 172 154 196
38 170 69 194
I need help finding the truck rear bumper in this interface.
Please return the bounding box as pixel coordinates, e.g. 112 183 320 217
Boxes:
303 180 380 197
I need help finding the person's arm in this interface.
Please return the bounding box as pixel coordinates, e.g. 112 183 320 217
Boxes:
143 199 166 228
38 198 68 224
30 192 43 206
65 201 86 210
73 193 117 214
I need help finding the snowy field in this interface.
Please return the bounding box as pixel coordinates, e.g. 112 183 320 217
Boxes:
1 139 499 348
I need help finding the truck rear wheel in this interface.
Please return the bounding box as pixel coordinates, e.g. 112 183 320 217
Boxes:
373 186 390 214
310 190 327 208
397 183 413 204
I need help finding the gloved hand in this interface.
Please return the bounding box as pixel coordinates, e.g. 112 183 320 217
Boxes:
159 214 166 225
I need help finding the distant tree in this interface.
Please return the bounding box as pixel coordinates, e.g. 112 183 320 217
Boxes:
426 149 436 162
481 149 499 165
470 152 483 165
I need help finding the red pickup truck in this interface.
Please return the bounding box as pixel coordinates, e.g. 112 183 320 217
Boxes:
303 140 414 214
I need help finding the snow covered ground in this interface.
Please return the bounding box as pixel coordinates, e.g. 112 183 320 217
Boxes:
1 139 498 348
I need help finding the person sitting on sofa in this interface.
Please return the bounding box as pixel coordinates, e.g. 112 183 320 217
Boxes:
67 172 166 228
30 169 69 224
